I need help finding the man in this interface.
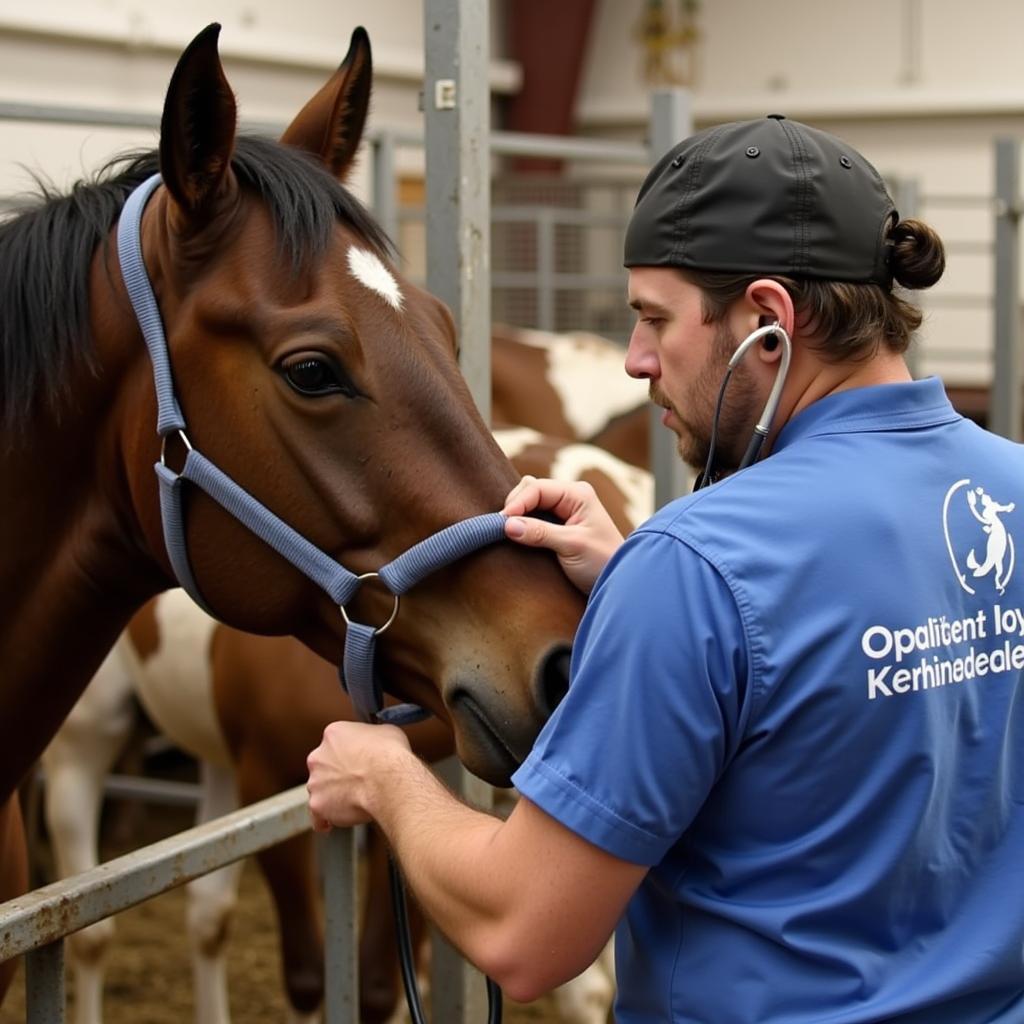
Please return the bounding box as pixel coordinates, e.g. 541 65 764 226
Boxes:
307 116 1024 1022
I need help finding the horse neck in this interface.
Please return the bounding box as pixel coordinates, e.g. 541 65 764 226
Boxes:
0 242 168 798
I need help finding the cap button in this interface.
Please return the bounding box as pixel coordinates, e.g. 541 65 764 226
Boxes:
767 113 787 120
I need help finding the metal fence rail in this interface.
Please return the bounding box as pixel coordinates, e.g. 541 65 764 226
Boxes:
0 787 358 1024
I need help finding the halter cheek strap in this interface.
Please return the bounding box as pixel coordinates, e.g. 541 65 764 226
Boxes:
118 174 509 725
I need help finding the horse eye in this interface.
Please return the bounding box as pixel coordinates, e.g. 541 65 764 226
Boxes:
281 357 355 398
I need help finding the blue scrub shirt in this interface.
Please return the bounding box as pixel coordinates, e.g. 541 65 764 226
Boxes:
513 378 1024 1023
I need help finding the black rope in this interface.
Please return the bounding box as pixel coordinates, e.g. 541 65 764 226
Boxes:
388 852 503 1024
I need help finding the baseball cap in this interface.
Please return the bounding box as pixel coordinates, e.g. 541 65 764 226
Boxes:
623 114 898 286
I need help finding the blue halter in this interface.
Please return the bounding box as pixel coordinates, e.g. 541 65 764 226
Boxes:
117 174 508 725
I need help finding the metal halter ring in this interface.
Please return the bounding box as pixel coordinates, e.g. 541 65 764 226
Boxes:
339 572 401 636
160 429 194 467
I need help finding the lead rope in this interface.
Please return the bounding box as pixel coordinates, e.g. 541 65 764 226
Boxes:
118 173 504 1023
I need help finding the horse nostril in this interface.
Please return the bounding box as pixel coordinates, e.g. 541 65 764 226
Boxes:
536 644 572 719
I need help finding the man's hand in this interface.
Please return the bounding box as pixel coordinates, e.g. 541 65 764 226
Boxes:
306 721 412 831
503 476 625 593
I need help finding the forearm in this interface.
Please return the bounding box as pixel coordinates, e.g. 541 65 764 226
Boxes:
308 722 641 1000
360 747 520 981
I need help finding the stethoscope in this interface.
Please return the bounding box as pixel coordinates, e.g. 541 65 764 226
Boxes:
693 322 793 490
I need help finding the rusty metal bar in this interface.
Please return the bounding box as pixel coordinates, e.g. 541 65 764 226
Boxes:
0 785 313 961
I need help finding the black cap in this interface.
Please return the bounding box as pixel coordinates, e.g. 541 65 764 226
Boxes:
624 115 897 285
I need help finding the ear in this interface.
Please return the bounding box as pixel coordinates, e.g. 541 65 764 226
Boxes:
280 26 372 181
159 23 238 220
744 279 795 341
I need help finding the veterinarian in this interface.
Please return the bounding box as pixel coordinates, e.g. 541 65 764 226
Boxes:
308 115 1024 1022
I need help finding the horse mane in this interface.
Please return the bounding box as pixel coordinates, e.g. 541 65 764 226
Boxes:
0 135 393 435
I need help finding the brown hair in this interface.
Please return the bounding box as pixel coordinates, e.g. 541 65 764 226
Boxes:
685 218 946 361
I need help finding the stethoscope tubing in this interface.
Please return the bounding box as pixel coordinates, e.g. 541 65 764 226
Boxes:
695 322 793 489
389 853 503 1024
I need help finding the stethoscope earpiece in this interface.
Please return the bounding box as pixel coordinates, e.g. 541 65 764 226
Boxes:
693 323 792 491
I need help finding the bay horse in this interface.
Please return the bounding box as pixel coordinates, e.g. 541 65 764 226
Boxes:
40 430 645 1023
0 22 585 999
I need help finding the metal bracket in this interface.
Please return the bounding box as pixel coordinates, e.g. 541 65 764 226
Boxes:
434 79 457 110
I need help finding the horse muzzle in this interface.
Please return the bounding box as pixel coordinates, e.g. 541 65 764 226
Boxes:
446 640 572 787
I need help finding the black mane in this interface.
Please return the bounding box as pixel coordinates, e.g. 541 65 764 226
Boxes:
0 135 393 434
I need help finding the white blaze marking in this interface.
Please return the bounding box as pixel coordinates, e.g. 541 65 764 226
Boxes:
347 247 403 310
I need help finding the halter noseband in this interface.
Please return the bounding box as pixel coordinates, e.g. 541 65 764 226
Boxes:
117 174 508 725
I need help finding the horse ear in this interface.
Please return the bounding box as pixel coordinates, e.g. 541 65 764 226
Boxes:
280 26 372 181
159 23 238 217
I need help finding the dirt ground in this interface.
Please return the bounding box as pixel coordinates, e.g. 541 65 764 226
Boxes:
1 773 587 1023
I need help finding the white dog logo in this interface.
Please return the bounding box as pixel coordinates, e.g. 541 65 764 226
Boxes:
943 479 1016 595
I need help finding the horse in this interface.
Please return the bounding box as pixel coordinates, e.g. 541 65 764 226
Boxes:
491 324 651 469
0 22 585 999
40 431 647 1023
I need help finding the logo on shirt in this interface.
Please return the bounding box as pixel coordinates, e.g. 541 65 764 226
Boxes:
943 479 1016 596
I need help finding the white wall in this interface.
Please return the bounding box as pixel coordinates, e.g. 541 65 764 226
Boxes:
0 1 517 201
580 0 1024 126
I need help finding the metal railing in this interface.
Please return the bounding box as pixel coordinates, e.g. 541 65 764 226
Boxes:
370 127 649 339
0 787 359 1023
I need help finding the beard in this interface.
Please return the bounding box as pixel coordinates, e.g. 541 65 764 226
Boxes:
651 322 760 475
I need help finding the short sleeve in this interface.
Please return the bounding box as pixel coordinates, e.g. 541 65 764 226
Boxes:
512 527 751 866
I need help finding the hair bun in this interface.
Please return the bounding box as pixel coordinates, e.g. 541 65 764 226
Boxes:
890 219 945 290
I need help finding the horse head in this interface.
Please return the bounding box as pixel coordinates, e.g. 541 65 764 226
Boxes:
98 26 583 786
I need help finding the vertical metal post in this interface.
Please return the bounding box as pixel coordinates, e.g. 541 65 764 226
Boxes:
430 757 495 1023
25 940 66 1022
424 0 492 419
899 0 923 85
993 138 1022 441
371 132 400 245
648 89 694 506
423 2 492 1021
892 177 922 379
537 207 556 331
321 828 359 1024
